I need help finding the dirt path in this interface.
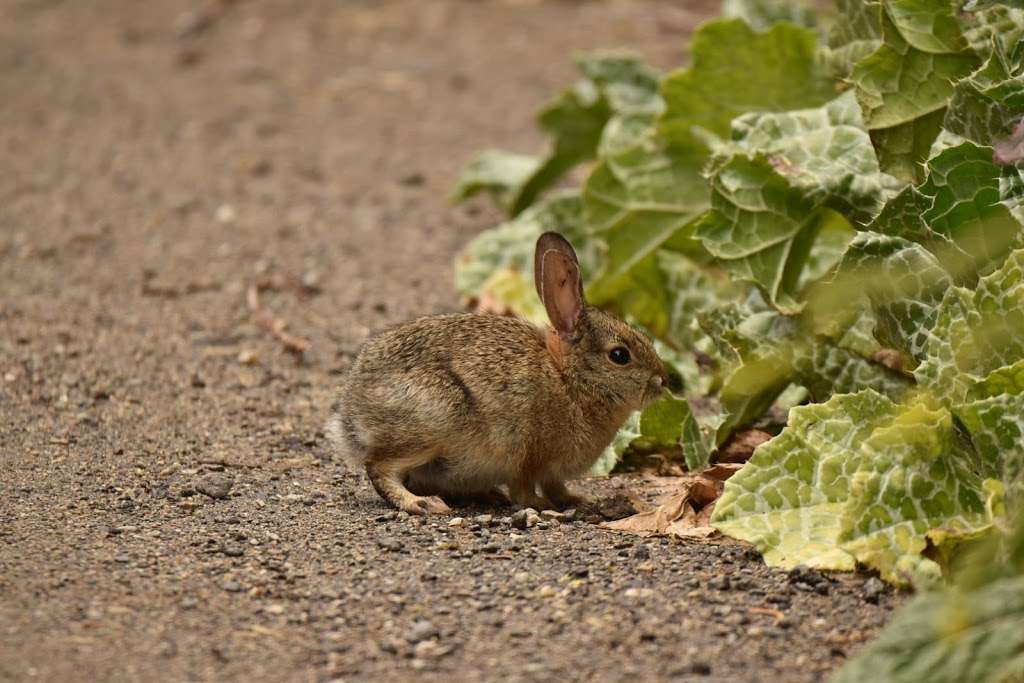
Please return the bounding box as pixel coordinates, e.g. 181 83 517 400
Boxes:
1 1 898 681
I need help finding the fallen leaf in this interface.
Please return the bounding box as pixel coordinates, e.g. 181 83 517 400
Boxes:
599 465 743 540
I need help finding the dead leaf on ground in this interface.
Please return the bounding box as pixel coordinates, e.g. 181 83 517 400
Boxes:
600 465 743 540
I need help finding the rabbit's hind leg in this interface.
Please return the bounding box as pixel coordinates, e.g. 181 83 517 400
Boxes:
365 448 451 515
509 476 555 511
541 479 588 511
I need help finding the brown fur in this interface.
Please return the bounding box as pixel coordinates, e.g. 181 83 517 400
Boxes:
326 232 668 514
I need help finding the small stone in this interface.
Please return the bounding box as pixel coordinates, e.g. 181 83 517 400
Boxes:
196 472 234 500
399 171 425 186
222 580 242 592
473 514 493 526
222 545 244 557
190 373 206 388
215 203 237 224
863 577 886 604
377 538 403 552
413 640 449 659
447 517 465 528
237 349 259 365
405 619 439 644
510 508 540 530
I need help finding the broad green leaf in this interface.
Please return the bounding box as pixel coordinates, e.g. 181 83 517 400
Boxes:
712 391 895 570
792 338 911 400
720 0 817 31
916 249 1024 404
453 53 662 217
697 159 823 312
956 360 1024 499
838 399 991 584
825 0 883 78
660 19 835 151
870 107 946 183
713 391 991 579
831 575 1024 683
583 140 710 316
945 47 1024 148
852 12 978 130
658 251 743 347
722 91 904 221
960 4 1024 57
917 141 1023 271
510 53 663 216
639 393 692 444
884 0 966 54
832 232 954 362
450 150 541 211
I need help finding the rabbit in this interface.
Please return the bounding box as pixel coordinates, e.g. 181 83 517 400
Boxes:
326 231 668 515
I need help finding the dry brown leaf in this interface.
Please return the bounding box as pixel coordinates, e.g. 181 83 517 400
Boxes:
599 465 743 540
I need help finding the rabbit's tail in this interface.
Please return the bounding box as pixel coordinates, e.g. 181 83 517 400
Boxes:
325 398 368 472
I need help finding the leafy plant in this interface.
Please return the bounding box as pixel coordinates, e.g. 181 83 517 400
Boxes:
451 0 1024 597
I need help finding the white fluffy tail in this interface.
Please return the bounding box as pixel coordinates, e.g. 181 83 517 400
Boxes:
324 409 367 472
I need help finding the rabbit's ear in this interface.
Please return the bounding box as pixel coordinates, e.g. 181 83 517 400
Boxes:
535 232 584 339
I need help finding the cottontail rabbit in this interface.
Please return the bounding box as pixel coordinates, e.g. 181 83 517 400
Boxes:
327 232 667 514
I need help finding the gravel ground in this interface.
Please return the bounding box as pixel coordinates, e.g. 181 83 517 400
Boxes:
0 1 899 681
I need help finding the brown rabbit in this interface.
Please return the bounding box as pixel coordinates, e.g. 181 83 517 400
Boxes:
326 232 668 514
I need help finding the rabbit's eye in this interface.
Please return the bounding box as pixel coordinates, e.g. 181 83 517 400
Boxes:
608 346 631 365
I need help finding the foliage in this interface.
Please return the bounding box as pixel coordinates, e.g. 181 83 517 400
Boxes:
451 0 1024 600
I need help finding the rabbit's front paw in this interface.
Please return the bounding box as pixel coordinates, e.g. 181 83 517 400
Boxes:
401 495 451 516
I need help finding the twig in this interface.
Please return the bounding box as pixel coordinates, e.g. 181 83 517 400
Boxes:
246 282 311 360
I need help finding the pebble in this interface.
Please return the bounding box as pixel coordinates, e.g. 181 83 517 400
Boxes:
405 619 439 643
222 545 244 557
863 577 886 604
473 514 493 526
222 580 242 592
196 472 234 500
448 517 465 528
511 508 541 530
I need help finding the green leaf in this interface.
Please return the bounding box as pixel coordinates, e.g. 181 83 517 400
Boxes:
453 53 662 217
712 391 893 571
945 47 1024 148
583 140 710 320
660 19 836 151
831 575 1024 683
724 91 902 218
825 0 883 78
837 399 991 584
698 159 829 312
956 362 1024 500
960 4 1024 57
884 0 966 54
713 391 991 581
852 12 979 130
916 249 1024 405
870 107 946 183
450 150 541 211
832 232 954 363
917 141 1023 271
